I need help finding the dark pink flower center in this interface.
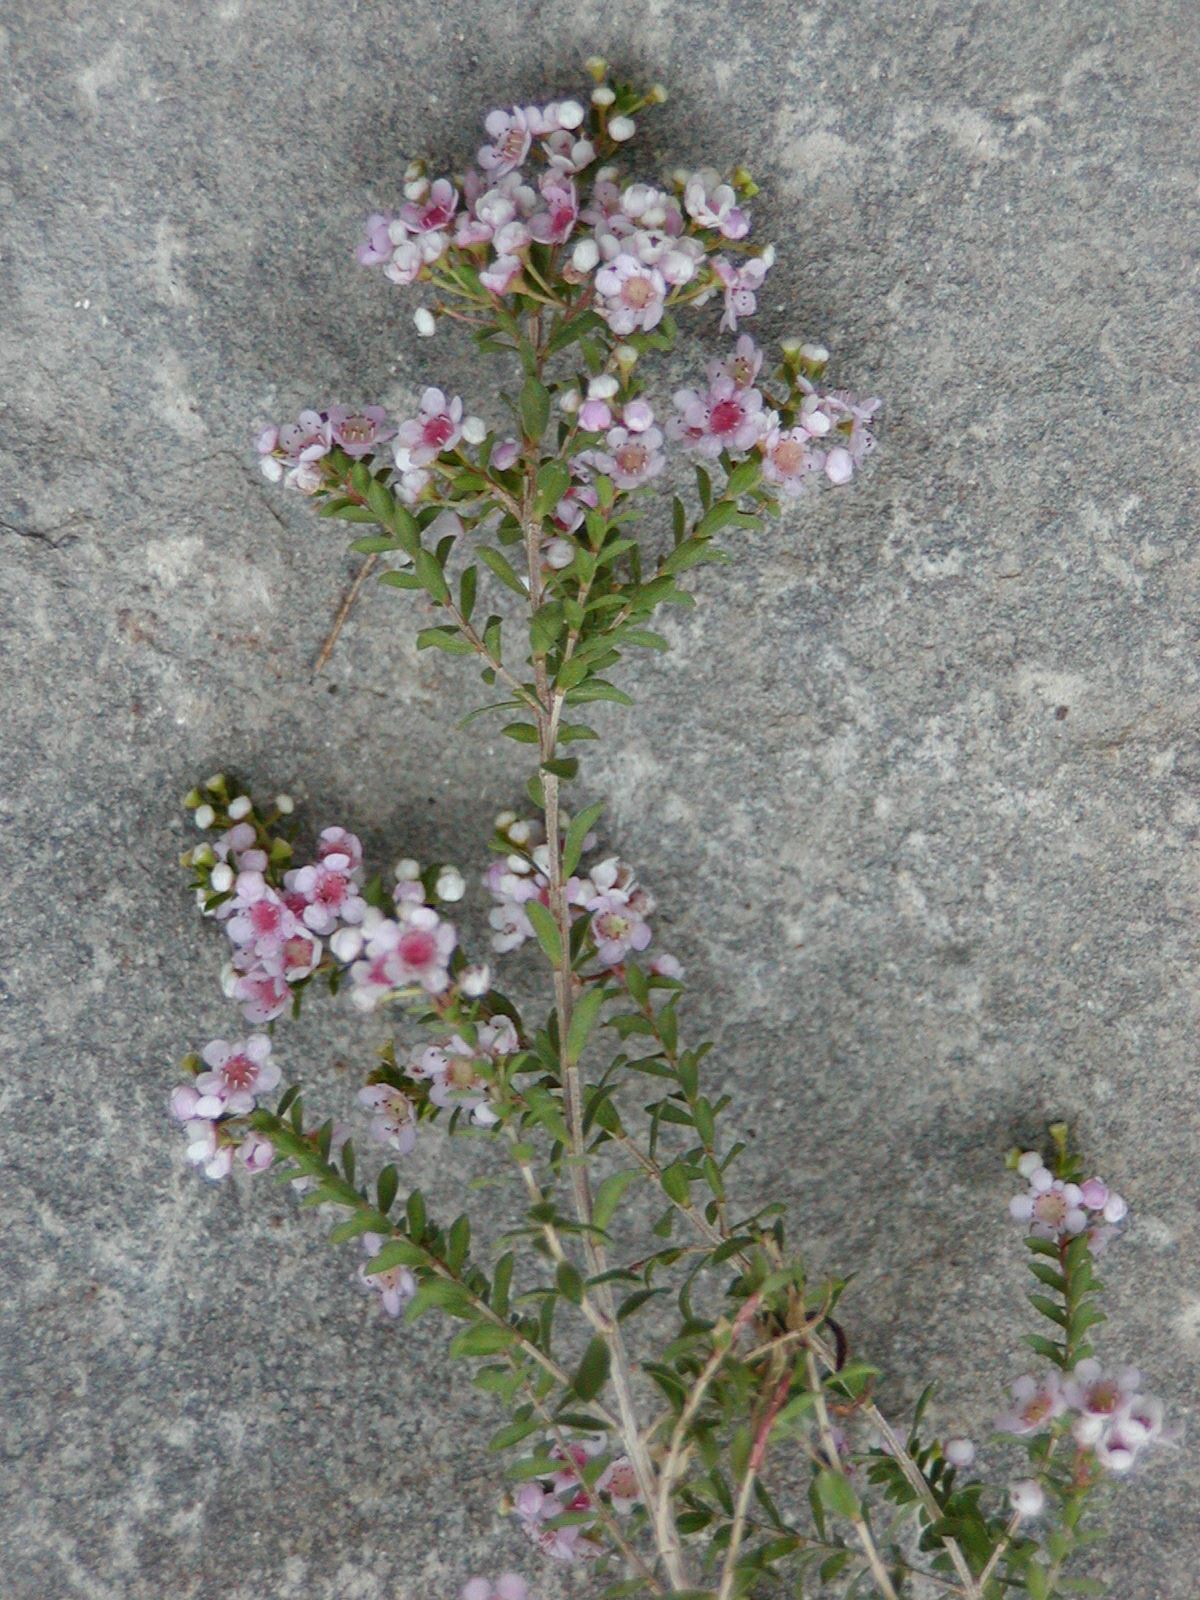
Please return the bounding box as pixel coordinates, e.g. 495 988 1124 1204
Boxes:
221 1053 260 1091
316 872 348 908
615 443 649 476
282 934 315 970
499 128 528 163
249 900 284 935
338 416 377 446
1086 1381 1122 1415
710 398 744 435
422 414 455 449
398 929 437 968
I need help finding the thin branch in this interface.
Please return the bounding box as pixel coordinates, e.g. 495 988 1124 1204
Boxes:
312 553 377 673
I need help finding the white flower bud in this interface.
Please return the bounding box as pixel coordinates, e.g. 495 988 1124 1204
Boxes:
435 867 466 903
274 792 295 814
194 804 215 830
799 342 829 366
460 963 491 998
403 159 425 183
614 343 639 368
210 863 234 894
944 1438 975 1468
588 373 619 400
413 307 437 337
260 456 283 483
760 243 776 267
494 809 517 831
506 852 531 874
462 415 487 444
227 795 252 820
330 926 365 964
508 820 532 845
556 99 585 129
558 386 582 413
394 857 420 882
571 237 599 273
608 116 636 142
403 177 430 202
205 773 226 792
1009 1479 1045 1519
591 85 615 107
219 960 239 999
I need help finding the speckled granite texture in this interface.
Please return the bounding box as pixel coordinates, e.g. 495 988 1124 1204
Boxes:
3 3 1198 1596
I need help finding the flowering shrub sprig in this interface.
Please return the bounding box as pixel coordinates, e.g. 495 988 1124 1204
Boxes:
172 64 1162 1600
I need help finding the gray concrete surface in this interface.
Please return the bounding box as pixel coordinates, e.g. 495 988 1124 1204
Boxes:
3 2 1199 1595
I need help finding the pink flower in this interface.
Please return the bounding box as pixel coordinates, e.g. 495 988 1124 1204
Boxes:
943 1437 976 1469
478 107 538 176
328 406 396 459
394 388 465 469
360 1233 416 1318
350 905 458 1003
712 254 770 331
279 409 332 465
597 1455 641 1512
182 1118 233 1181
193 1034 280 1117
995 1373 1066 1436
586 425 666 490
1063 1359 1140 1421
238 1130 275 1174
284 855 366 937
684 170 751 239
223 872 290 954
1009 1479 1045 1518
593 253 667 335
1009 1154 1127 1246
513 1484 586 1563
418 1018 516 1125
316 826 364 873
588 889 653 966
461 1577 528 1600
760 421 816 496
170 1083 201 1123
480 254 524 294
399 177 458 235
355 212 395 266
232 966 291 1024
358 1083 418 1154
491 438 520 472
671 373 765 457
529 176 578 244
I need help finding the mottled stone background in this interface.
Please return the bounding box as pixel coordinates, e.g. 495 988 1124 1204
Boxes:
3 2 1198 1596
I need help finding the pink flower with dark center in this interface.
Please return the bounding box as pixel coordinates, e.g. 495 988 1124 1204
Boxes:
350 905 458 1002
423 1018 516 1126
399 177 458 234
358 1083 418 1154
712 254 770 331
267 925 322 983
193 1034 279 1117
328 406 395 459
360 1232 416 1317
593 253 667 335
394 388 465 469
542 129 596 174
671 374 765 458
279 410 332 464
1063 1360 1140 1420
529 176 579 244
513 1484 585 1563
284 855 366 937
719 334 764 390
232 966 291 1024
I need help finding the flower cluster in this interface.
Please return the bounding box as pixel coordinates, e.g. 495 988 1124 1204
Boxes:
512 1438 641 1562
169 1035 279 1180
483 810 680 975
1009 1150 1128 1250
997 1361 1164 1479
332 859 461 1010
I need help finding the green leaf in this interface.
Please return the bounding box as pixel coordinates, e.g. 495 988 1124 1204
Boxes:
378 569 423 589
501 721 540 744
488 1415 541 1452
571 1335 611 1401
376 1165 399 1216
567 985 606 1064
556 1260 584 1305
530 601 564 654
524 900 562 965
593 1169 639 1234
363 1237 426 1273
478 546 527 596
415 547 450 604
366 477 396 524
350 535 404 553
815 1469 859 1520
449 1322 519 1358
520 377 551 441
459 564 477 621
563 800 601 876
533 460 571 518
417 626 475 654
